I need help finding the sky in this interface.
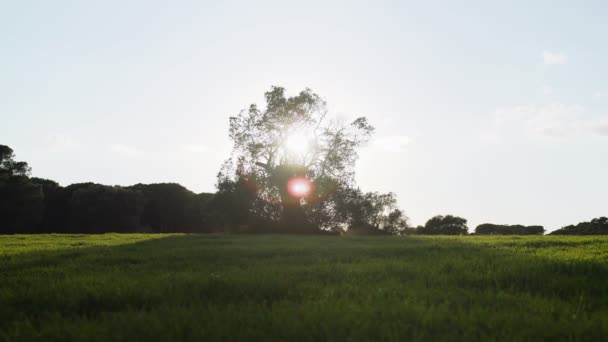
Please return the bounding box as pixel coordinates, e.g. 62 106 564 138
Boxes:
2 0 607 231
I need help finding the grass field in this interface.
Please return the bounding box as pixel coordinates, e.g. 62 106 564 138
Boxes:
1 234 608 341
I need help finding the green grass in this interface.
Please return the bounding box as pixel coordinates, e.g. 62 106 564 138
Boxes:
1 234 608 341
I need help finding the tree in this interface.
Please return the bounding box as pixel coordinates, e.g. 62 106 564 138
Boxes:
68 184 145 233
332 188 409 234
1 145 31 177
207 173 259 232
30 177 62 233
475 223 544 235
224 86 375 232
550 217 608 235
418 215 468 235
0 145 43 233
130 183 211 233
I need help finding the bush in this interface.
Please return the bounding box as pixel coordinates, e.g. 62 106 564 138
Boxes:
418 215 468 235
475 224 544 235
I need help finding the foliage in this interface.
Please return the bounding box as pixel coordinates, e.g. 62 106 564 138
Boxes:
0 144 220 234
1 234 608 340
3 144 606 236
68 184 145 233
0 175 44 233
0 145 43 233
0 144 31 177
551 217 608 235
4 176 216 234
131 183 211 233
206 174 260 232
418 214 469 235
475 223 545 235
224 86 376 232
331 187 409 234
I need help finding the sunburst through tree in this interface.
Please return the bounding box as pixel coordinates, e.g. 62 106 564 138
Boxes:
219 86 407 233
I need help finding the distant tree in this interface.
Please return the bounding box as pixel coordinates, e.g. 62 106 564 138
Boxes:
68 184 144 233
30 178 62 233
223 86 375 233
332 188 409 234
24 180 215 234
550 217 608 235
130 183 210 233
475 223 544 235
1 145 31 177
418 215 468 235
38 183 100 233
0 145 43 233
206 174 260 232
0 176 44 233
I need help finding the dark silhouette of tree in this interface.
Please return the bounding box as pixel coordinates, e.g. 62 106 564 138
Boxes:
130 183 211 233
206 174 262 233
475 224 544 235
68 184 145 233
418 215 469 235
1 145 31 177
0 176 44 233
24 180 216 234
0 145 43 233
30 177 63 233
224 86 376 233
550 217 608 235
332 188 408 234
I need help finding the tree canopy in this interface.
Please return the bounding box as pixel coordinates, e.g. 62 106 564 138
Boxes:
418 215 469 235
0 145 31 177
550 217 608 235
0 145 42 233
222 86 395 233
475 223 544 235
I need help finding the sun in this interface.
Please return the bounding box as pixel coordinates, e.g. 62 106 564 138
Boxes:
285 132 310 156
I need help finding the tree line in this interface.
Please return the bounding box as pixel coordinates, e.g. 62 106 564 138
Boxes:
1 87 605 235
549 217 608 235
2 143 604 235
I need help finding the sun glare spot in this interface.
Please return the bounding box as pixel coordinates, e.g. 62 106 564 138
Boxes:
285 132 310 156
287 177 313 198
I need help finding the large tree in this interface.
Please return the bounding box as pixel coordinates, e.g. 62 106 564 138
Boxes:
222 86 375 232
0 145 43 233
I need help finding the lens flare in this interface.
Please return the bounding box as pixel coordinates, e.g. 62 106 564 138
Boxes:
287 177 313 198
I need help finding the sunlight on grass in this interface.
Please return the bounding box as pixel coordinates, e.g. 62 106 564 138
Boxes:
0 234 178 257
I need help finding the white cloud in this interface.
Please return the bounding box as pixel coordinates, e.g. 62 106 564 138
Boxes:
109 144 144 157
542 50 568 65
372 135 411 152
491 104 608 141
543 85 553 95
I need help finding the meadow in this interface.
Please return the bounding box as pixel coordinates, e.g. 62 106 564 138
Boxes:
1 234 607 341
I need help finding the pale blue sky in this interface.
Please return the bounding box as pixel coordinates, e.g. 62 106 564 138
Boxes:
2 1 607 231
